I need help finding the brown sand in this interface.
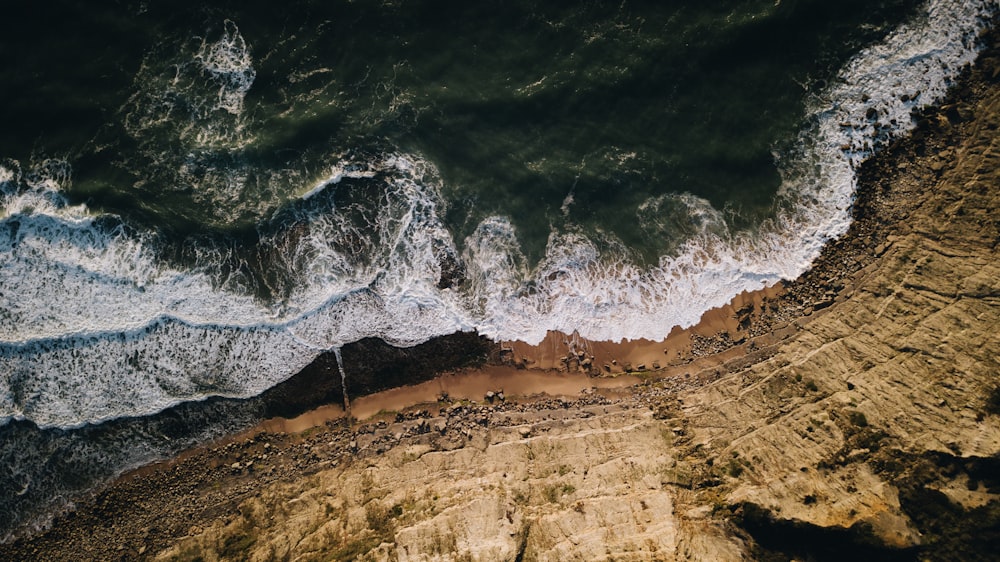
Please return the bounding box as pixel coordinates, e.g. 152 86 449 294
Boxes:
255 280 781 438
259 366 640 434
507 283 786 373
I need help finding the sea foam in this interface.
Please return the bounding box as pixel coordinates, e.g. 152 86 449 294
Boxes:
465 0 995 344
0 0 994 429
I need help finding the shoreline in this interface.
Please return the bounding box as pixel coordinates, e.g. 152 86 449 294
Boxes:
134 260 797 470
3 20 999 562
253 122 878 431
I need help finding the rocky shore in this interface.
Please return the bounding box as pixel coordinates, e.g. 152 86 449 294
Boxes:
3 25 1000 562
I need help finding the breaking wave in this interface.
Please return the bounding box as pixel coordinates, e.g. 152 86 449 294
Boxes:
0 0 994 429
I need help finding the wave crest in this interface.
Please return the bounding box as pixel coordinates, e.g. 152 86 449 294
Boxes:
0 0 994 429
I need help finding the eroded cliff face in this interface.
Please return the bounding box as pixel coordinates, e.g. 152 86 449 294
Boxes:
147 60 1000 562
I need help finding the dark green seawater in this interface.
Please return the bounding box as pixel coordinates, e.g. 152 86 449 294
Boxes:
3 0 919 261
0 0 993 543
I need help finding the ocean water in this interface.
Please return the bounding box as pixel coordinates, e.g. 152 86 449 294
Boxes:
0 0 995 540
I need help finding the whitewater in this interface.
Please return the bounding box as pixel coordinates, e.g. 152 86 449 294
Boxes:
0 0 995 429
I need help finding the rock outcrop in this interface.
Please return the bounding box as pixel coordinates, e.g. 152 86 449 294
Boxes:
156 404 747 561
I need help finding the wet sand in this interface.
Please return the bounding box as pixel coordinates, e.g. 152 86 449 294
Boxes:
507 283 787 373
261 366 641 434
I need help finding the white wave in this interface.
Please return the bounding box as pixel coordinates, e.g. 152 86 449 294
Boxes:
0 323 317 430
0 0 993 429
124 21 256 146
463 0 995 344
300 161 379 200
119 20 270 225
0 164 14 188
0 152 471 427
196 20 256 115
0 160 81 220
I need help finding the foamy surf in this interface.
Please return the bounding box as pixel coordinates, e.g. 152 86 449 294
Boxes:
0 153 471 428
469 0 995 344
0 0 995 430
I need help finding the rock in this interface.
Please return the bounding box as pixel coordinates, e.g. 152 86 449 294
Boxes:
153 405 738 561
